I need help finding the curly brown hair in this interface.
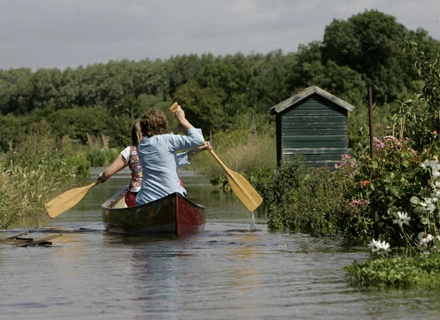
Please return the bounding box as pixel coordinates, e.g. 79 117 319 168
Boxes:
140 109 168 137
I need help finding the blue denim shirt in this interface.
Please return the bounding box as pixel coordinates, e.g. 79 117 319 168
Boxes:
135 128 204 205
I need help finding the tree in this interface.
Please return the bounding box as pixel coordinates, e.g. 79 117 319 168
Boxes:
0 68 33 114
174 80 225 133
31 68 63 110
321 10 418 104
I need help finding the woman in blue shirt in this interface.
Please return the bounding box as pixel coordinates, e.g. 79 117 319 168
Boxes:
136 104 206 205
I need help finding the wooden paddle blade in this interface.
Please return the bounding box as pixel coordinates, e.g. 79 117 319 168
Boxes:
45 182 97 219
226 169 263 212
208 149 263 212
169 102 178 112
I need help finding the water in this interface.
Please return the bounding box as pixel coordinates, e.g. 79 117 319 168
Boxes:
1 168 439 319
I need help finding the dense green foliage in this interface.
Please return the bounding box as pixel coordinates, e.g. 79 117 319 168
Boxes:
247 159 350 235
1 10 439 153
345 253 440 288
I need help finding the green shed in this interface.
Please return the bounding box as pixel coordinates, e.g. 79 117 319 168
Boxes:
270 86 355 167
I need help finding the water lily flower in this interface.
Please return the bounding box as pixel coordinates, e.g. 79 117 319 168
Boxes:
393 211 410 227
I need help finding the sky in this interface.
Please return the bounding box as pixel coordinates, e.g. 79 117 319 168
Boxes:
1 0 439 70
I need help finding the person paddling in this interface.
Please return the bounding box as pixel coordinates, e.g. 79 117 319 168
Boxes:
136 104 208 205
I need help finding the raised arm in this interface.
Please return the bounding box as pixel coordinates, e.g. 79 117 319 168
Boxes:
173 105 194 131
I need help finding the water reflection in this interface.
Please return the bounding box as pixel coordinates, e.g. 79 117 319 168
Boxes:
1 170 440 319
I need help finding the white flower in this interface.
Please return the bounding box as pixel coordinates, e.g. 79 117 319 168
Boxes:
422 160 435 169
418 232 433 244
430 190 440 199
368 239 379 251
422 159 440 172
417 232 434 252
368 239 391 255
433 171 440 180
420 198 437 213
393 211 410 227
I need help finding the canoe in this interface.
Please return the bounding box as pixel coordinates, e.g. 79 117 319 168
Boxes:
101 185 206 235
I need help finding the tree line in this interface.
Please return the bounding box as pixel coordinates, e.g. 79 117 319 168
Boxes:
1 9 439 152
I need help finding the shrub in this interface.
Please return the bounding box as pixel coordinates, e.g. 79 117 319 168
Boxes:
86 149 119 167
257 158 352 236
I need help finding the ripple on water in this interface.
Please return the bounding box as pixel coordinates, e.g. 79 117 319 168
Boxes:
1 175 439 319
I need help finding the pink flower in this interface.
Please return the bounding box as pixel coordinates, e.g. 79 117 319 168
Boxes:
349 199 370 206
373 137 385 149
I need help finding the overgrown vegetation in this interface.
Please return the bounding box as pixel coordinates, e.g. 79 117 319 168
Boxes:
1 9 440 288
0 121 89 228
251 41 440 288
189 39 440 288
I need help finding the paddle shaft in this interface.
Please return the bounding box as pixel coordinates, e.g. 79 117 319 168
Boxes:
208 149 233 176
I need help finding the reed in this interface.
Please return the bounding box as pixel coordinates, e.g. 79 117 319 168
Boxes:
189 130 276 179
0 121 90 228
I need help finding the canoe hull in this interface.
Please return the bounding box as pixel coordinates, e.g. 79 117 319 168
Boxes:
101 186 205 235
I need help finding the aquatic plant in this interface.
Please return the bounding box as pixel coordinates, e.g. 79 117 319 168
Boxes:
345 253 440 288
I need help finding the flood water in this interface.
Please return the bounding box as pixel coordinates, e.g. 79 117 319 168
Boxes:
1 168 439 319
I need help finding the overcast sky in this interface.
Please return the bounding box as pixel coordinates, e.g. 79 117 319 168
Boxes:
1 0 439 70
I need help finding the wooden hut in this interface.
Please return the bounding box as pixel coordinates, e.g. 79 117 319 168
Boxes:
270 86 355 167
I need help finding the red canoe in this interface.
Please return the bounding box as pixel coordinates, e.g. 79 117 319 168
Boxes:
101 185 206 235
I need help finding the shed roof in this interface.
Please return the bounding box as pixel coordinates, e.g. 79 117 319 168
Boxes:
270 86 355 114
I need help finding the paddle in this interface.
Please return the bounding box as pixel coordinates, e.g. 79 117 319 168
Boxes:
208 149 263 212
169 101 178 112
45 182 98 219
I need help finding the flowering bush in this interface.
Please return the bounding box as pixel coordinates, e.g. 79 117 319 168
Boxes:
335 135 440 255
345 43 440 288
